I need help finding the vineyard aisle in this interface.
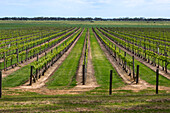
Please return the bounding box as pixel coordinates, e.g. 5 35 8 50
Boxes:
93 29 170 92
73 28 99 91
19 29 86 94
89 28 124 91
93 29 132 84
2 28 78 78
85 29 99 87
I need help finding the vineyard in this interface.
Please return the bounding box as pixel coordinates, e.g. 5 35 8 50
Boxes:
0 21 169 112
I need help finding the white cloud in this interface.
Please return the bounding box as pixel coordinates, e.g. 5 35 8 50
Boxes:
153 0 170 4
0 0 31 6
0 0 169 18
123 0 145 7
147 0 170 10
96 0 112 4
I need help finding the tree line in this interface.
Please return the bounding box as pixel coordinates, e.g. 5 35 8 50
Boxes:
0 17 170 21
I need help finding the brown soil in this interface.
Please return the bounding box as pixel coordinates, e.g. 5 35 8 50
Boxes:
75 29 99 90
85 31 99 87
116 78 170 92
75 32 86 85
94 31 170 92
19 87 95 95
2 28 78 78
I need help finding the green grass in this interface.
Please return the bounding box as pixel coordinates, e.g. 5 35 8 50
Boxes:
1 20 170 28
0 89 169 112
89 28 124 90
46 29 86 89
126 53 170 87
2 65 30 87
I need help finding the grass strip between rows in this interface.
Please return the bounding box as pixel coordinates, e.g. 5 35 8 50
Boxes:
89 28 124 90
46 29 87 89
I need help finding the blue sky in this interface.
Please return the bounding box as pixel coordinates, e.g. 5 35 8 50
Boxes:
0 0 170 18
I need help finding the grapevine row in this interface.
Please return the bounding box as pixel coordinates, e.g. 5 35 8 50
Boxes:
29 29 83 85
0 28 79 70
98 28 170 73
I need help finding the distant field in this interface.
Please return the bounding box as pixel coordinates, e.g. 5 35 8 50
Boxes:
1 20 170 28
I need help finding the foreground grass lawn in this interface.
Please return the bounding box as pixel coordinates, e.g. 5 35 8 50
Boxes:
0 89 169 112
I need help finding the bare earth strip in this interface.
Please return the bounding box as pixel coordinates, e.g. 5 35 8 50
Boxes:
2 28 78 78
75 31 86 85
98 29 170 79
72 29 99 92
85 30 99 87
94 31 170 92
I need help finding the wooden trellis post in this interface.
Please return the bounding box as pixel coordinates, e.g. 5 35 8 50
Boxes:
16 48 19 64
30 66 33 85
36 54 39 80
124 52 127 71
156 68 159 94
82 64 85 85
3 52 6 71
136 65 139 84
132 56 135 80
109 70 113 95
0 70 2 98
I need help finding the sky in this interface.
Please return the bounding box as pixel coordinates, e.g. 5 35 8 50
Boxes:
0 0 170 18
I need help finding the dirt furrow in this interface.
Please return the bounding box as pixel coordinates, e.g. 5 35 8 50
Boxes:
73 29 99 90
83 29 99 87
75 31 86 85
